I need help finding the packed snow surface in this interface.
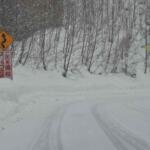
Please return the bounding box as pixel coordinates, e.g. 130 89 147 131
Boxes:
0 67 150 150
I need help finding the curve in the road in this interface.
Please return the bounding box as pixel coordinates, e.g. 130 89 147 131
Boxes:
92 104 150 150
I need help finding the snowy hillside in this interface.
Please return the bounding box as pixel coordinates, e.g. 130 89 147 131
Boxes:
6 0 149 77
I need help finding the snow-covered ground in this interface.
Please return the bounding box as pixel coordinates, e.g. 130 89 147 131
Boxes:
0 67 150 150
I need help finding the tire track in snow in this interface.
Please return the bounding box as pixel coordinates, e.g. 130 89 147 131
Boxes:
91 104 150 150
48 108 65 150
27 100 87 150
29 107 65 150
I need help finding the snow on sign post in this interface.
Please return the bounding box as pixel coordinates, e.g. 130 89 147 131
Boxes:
0 30 13 80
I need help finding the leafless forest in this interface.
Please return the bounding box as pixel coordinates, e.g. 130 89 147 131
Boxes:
0 0 150 77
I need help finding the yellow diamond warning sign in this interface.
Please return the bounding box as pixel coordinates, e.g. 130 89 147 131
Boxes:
0 30 13 51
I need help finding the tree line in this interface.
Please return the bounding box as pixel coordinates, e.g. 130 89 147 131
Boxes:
0 0 150 77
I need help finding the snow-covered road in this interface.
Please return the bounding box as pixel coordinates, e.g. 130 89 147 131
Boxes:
0 68 150 150
34 100 150 150
1 98 150 150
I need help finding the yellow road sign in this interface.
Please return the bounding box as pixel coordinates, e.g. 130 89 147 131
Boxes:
144 45 150 51
0 30 13 51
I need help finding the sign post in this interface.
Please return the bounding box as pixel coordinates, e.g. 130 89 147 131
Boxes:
0 30 13 79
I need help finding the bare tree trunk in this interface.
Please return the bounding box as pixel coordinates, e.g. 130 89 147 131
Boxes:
23 35 34 65
18 39 27 64
40 29 47 70
145 25 148 74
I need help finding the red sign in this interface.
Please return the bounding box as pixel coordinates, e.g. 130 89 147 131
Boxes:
0 49 13 79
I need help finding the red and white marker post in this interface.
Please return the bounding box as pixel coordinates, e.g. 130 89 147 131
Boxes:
0 49 13 80
0 30 13 80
